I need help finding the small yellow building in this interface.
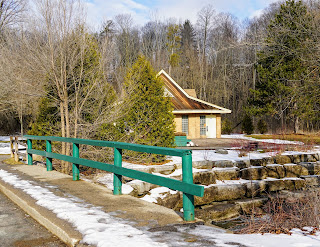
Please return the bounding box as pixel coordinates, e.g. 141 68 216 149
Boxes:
158 70 231 139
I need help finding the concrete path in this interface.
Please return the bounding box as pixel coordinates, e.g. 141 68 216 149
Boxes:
0 159 239 247
0 191 66 247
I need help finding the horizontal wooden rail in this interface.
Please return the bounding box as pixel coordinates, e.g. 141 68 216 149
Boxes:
28 149 203 197
25 135 204 221
24 135 191 157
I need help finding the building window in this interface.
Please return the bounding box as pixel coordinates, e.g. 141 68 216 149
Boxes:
182 115 188 135
200 116 206 135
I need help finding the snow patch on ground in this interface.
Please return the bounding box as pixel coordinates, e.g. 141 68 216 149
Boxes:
183 225 320 247
96 173 133 194
0 169 165 247
222 134 304 145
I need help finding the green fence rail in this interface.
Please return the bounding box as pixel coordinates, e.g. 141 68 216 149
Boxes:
24 135 204 221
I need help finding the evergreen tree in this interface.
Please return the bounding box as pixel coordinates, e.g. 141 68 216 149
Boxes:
166 24 181 73
250 0 314 133
123 56 175 149
257 119 268 134
242 114 254 135
181 20 196 48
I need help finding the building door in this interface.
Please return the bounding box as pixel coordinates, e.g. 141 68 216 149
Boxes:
206 115 216 138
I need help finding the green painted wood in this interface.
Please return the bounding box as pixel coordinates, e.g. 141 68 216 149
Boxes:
24 135 191 157
27 139 33 165
27 149 204 197
73 143 80 181
182 154 195 221
174 136 188 147
113 148 122 195
46 140 52 171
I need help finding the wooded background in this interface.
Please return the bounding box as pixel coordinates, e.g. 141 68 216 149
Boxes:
1 0 320 137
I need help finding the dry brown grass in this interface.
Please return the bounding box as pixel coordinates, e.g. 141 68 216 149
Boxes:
3 158 24 165
236 190 320 235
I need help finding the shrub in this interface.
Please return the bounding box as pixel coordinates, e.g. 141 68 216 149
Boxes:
241 114 254 135
237 190 320 234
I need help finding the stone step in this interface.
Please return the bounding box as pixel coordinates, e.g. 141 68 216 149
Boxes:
195 198 268 222
155 175 320 220
239 163 320 180
213 167 239 180
195 202 241 222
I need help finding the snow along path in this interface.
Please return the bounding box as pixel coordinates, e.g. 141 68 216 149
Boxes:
0 169 166 247
2 169 320 246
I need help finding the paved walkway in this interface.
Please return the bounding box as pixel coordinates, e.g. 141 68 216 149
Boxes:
0 158 242 247
0 191 66 247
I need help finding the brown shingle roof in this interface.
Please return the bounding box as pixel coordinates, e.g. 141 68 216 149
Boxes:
158 70 231 114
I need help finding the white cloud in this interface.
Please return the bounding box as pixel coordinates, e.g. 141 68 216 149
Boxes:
249 9 264 19
84 0 282 29
84 0 150 30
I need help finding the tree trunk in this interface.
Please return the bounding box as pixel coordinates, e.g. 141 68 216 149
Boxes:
294 116 299 134
64 98 72 174
60 101 66 155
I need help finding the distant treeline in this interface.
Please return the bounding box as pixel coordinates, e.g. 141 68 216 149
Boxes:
1 0 320 135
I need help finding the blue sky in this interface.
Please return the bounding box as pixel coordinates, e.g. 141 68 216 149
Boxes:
84 0 280 28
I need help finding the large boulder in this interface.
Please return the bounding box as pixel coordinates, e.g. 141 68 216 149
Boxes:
195 184 246 205
266 179 286 192
156 191 182 210
235 160 251 169
266 178 306 192
315 162 320 175
192 161 214 169
298 162 320 175
245 180 267 197
195 203 241 222
301 175 320 187
150 164 176 175
241 166 267 180
274 155 292 165
127 180 153 195
235 198 268 214
284 164 309 177
213 160 235 168
306 154 317 162
213 168 239 180
265 164 286 178
193 171 216 185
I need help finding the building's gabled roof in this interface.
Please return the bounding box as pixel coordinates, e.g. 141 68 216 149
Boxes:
157 70 232 114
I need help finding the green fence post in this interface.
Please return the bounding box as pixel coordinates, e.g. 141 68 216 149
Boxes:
27 139 33 165
72 143 80 181
46 140 53 171
113 148 122 195
182 153 195 221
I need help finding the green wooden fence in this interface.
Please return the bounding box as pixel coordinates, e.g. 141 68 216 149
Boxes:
24 135 204 221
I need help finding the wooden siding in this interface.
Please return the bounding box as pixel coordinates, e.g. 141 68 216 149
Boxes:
216 114 221 138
